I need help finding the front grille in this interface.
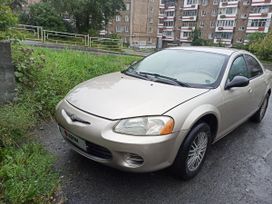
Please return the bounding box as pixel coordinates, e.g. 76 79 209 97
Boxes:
86 141 112 160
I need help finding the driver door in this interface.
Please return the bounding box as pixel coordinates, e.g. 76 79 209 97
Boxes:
219 55 254 135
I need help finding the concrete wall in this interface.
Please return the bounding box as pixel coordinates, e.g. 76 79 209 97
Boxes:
0 41 16 104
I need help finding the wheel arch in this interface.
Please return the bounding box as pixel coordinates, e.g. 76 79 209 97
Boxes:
181 105 220 143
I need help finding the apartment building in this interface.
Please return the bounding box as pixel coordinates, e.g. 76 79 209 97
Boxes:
157 0 272 47
106 0 160 48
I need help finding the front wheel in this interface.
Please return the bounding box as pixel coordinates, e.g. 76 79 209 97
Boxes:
171 122 211 180
251 94 270 123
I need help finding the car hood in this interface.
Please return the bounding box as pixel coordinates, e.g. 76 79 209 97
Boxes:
65 72 209 120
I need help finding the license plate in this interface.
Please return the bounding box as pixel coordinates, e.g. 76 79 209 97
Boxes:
59 127 87 151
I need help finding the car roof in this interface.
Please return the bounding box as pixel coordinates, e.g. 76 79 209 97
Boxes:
166 46 242 56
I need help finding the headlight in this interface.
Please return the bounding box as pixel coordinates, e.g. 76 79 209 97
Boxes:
114 116 174 136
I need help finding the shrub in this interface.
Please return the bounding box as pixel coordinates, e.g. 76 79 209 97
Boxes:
12 46 46 89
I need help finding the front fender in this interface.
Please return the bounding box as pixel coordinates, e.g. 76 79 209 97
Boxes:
181 104 221 132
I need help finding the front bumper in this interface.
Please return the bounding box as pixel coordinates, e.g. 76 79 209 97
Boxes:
55 100 183 172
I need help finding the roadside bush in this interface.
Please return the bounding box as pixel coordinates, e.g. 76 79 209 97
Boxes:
12 46 46 89
249 32 272 61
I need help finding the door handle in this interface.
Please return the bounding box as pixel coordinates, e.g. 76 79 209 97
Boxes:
248 87 253 93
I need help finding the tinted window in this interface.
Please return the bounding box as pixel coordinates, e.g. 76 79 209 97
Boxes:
129 50 227 87
228 56 249 82
244 54 263 78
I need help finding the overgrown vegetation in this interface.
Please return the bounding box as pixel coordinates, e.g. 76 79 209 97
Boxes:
0 45 140 203
232 32 272 61
20 2 67 31
0 0 18 40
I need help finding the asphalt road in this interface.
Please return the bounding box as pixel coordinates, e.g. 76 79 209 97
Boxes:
36 97 272 204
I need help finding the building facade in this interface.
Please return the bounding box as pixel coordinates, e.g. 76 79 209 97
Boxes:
157 0 272 47
106 0 160 48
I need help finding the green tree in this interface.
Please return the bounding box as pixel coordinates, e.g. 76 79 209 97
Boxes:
20 2 66 31
0 0 18 40
49 0 125 33
249 32 272 60
190 28 210 46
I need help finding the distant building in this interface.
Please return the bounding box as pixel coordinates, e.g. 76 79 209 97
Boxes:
157 0 272 47
106 0 160 48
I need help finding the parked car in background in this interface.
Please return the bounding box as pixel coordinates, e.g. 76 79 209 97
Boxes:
56 47 272 180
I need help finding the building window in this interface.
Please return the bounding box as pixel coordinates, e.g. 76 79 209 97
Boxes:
116 26 122 32
182 22 196 27
125 15 129 22
149 18 153 23
148 27 153 33
215 32 233 39
187 0 198 5
210 21 216 27
201 10 207 16
213 0 219 5
248 19 268 27
239 26 245 31
182 32 192 38
166 11 175 17
202 0 208 5
183 10 197 16
164 21 174 27
250 6 269 14
217 20 235 27
116 15 121 22
126 3 130 11
200 21 204 27
219 7 237 15
164 31 173 37
125 26 129 33
211 9 217 16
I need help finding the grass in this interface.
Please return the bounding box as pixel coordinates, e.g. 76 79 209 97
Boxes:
0 45 141 203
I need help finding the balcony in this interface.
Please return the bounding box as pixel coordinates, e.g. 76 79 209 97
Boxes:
213 38 232 45
180 26 195 32
158 13 166 18
251 0 272 6
217 14 237 20
246 26 270 33
215 26 235 32
159 4 165 9
219 1 239 8
248 12 272 19
181 16 197 21
182 4 199 10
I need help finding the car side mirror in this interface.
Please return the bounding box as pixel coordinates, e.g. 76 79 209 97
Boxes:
225 76 249 90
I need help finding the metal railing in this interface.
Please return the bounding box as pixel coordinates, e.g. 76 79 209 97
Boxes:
11 24 123 51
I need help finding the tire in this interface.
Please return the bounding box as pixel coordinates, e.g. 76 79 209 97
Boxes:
171 122 211 180
251 94 270 123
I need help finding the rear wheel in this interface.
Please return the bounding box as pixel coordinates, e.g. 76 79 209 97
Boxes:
171 122 211 180
251 94 270 123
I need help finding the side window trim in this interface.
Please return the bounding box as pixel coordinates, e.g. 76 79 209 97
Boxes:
243 54 264 80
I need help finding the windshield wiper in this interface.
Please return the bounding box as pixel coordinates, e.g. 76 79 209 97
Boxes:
138 72 191 87
122 69 149 80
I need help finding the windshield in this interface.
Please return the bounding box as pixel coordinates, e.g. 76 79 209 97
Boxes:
126 49 227 88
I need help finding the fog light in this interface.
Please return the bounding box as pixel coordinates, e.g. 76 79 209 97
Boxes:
123 153 144 168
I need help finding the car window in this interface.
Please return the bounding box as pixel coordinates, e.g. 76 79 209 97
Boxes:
128 50 227 87
244 54 263 78
228 56 249 82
